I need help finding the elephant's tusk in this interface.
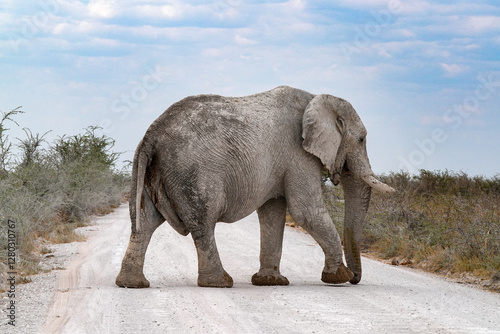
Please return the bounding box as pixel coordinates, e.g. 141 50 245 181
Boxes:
361 175 396 193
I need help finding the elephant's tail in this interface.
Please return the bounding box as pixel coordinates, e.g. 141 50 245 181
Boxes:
133 139 150 233
132 138 188 236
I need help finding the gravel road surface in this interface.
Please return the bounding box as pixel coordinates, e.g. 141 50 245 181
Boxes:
3 204 499 333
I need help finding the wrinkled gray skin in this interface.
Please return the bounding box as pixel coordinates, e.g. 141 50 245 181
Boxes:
116 86 394 288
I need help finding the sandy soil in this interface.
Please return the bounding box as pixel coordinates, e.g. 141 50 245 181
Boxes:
2 204 499 333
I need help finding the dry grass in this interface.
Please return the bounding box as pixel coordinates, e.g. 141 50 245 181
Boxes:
367 171 499 283
322 170 500 289
46 224 87 244
0 118 131 288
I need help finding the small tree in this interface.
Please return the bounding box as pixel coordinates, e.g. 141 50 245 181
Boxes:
54 125 119 170
16 128 51 169
52 126 123 222
0 107 24 176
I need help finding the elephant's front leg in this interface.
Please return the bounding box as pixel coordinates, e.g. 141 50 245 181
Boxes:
292 207 354 284
286 182 354 285
191 224 234 288
252 198 290 286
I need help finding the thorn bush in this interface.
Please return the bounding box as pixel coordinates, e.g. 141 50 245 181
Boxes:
0 108 130 283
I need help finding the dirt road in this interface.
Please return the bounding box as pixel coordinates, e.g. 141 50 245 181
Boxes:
16 205 500 333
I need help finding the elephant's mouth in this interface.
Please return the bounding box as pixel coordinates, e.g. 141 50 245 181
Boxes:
331 161 395 194
342 163 350 174
330 162 349 186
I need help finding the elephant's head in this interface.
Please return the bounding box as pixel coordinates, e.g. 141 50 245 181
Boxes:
302 94 395 284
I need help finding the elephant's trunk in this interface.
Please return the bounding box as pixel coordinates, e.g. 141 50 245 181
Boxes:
342 172 371 284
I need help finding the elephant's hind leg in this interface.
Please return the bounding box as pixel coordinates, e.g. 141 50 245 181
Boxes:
115 232 154 288
252 197 290 286
191 223 233 288
116 190 164 288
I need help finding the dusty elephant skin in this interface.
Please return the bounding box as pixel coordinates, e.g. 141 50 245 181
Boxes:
115 86 394 289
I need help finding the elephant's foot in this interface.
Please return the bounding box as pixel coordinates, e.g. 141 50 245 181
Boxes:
251 272 290 286
198 271 234 288
321 263 354 284
349 272 361 285
116 270 150 288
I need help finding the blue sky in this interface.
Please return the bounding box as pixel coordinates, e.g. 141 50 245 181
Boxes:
1 0 499 176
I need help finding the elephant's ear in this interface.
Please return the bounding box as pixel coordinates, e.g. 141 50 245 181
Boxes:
302 95 344 174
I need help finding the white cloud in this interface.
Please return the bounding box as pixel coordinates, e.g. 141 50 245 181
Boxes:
464 16 500 34
373 40 433 56
420 114 444 126
0 12 15 27
90 37 124 48
441 63 469 77
427 14 500 36
134 4 184 20
288 0 307 11
88 0 118 18
2 0 500 177
202 48 223 57
235 34 258 45
335 0 430 14
464 43 481 50
53 20 106 36
396 0 431 15
211 3 240 20
391 29 417 38
373 44 392 58
335 0 394 9
433 3 499 15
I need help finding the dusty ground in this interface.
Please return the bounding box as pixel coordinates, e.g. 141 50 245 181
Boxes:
2 204 499 333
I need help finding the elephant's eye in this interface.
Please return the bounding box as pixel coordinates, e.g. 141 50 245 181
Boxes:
359 137 365 143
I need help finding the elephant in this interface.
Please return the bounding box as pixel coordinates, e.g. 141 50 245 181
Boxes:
115 86 394 289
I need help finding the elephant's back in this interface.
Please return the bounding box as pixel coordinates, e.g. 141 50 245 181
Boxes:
150 86 313 132
142 87 315 166
143 86 314 176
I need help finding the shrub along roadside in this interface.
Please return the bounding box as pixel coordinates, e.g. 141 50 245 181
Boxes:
0 108 130 288
323 170 500 290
